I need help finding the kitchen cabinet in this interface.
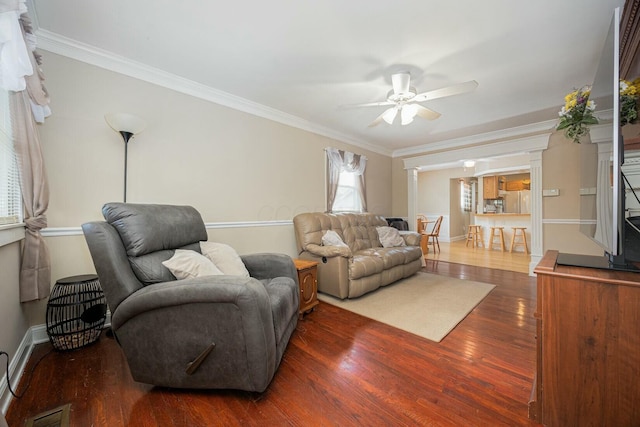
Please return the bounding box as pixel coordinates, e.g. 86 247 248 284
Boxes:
505 180 530 191
483 176 499 199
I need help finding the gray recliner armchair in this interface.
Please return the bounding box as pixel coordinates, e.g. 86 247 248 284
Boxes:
81 203 299 392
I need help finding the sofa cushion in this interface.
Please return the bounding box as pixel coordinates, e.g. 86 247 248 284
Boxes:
374 246 423 269
322 230 348 247
339 214 387 252
374 247 408 269
348 251 385 280
129 242 203 284
200 242 250 277
162 250 223 279
103 203 207 257
293 212 388 254
376 226 406 248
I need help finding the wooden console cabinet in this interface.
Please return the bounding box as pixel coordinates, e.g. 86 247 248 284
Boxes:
293 259 319 316
530 250 640 426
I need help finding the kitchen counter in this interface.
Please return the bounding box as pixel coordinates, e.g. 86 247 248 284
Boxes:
472 213 531 251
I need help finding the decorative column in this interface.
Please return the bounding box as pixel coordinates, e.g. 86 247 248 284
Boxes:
529 150 544 275
407 168 418 231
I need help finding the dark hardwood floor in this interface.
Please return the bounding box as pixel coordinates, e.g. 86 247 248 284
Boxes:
6 262 541 426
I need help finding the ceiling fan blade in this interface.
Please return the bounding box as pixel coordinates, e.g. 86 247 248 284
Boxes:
391 72 411 95
339 100 394 109
413 80 478 103
414 104 441 121
368 107 397 127
368 111 387 127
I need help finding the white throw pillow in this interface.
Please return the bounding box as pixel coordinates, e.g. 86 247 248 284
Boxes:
376 226 406 248
162 249 223 280
200 241 250 277
322 230 348 247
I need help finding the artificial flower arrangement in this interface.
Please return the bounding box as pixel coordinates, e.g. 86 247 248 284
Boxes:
620 77 640 126
556 86 598 143
557 78 640 143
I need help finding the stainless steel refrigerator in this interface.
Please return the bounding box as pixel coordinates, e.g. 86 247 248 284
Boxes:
504 190 530 214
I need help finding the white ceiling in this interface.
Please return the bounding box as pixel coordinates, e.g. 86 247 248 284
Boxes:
29 0 625 156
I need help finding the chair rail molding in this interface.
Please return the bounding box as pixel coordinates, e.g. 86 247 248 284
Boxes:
41 220 294 237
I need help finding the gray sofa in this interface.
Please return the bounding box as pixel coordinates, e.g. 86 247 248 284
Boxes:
82 203 299 392
293 212 423 299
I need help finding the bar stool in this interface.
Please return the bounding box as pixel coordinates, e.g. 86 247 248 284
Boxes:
488 226 506 251
510 227 529 253
465 225 483 248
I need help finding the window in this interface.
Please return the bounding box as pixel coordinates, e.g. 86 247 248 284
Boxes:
460 180 471 212
326 147 367 213
0 88 21 225
332 171 363 212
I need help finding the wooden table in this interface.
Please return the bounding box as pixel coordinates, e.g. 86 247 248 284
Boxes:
293 259 319 317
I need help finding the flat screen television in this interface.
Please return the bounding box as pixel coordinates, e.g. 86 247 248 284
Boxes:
559 6 640 271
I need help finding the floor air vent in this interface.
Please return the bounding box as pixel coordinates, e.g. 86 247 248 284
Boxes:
25 404 70 427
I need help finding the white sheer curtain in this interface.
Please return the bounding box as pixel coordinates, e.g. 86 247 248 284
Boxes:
326 147 367 212
1 0 52 302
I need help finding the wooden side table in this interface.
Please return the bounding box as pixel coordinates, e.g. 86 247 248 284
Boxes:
293 259 319 317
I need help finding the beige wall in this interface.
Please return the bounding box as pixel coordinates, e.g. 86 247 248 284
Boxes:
0 242 29 362
416 167 473 239
16 52 392 326
541 132 602 255
391 157 408 217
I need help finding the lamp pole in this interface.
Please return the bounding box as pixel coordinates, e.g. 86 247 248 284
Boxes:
120 131 134 203
105 113 146 203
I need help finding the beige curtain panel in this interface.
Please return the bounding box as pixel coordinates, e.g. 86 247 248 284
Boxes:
1 0 52 302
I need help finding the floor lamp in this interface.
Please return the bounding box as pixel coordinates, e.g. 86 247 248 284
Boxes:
104 113 146 203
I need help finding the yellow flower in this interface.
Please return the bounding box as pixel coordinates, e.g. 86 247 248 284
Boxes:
564 91 577 103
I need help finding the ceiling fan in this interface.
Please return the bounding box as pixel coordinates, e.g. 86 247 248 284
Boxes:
343 72 478 127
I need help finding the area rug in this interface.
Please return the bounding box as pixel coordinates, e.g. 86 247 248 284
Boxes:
317 272 495 342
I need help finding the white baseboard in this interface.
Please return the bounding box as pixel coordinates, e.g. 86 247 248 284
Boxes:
1 312 111 416
0 329 37 415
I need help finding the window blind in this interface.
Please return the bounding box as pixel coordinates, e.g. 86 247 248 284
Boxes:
0 89 21 225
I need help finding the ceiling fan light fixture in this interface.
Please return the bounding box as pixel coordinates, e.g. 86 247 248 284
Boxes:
391 72 411 95
463 160 476 168
382 107 398 125
401 104 418 125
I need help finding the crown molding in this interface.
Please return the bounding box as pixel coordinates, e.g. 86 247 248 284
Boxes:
402 130 552 170
34 29 392 157
392 119 557 158
403 122 552 170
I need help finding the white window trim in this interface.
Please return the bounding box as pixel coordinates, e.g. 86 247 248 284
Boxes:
0 223 25 247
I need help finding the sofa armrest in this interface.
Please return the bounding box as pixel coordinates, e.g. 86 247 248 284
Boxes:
399 231 421 246
111 276 270 329
303 243 352 258
240 253 297 282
